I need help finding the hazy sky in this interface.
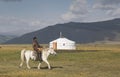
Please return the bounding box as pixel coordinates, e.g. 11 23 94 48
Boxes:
0 0 120 35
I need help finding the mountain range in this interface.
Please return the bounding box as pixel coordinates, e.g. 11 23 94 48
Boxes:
3 18 120 44
0 35 16 44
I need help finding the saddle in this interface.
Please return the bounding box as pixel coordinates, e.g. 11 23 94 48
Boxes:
32 51 42 61
32 51 37 56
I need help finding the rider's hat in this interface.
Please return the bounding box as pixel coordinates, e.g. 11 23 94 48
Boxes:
33 36 37 40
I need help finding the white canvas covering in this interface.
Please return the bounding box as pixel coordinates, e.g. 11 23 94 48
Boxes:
49 37 76 50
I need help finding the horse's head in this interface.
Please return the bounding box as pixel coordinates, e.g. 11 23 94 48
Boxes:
48 48 57 55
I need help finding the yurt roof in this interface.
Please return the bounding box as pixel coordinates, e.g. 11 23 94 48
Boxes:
50 37 75 43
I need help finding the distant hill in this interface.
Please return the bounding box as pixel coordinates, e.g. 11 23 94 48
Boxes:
0 35 16 44
4 18 120 44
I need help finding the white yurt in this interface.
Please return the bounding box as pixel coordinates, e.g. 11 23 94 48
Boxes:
49 33 76 50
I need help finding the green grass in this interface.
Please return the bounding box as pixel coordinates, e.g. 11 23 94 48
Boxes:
0 44 120 77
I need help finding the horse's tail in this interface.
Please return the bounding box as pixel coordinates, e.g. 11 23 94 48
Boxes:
21 49 26 62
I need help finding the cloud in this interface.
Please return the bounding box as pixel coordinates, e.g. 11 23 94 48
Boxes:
0 0 22 2
0 16 43 27
0 16 61 35
61 0 88 22
93 0 120 17
1 0 120 35
0 16 50 35
61 0 120 22
95 0 120 5
93 4 116 10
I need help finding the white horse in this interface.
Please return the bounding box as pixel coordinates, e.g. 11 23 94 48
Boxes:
19 48 56 69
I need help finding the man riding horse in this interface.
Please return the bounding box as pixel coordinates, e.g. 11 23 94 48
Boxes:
32 36 43 61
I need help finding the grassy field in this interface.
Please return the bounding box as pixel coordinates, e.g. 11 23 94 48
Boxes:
0 44 120 77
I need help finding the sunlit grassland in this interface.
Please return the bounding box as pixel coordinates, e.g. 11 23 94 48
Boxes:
0 44 120 77
76 44 120 51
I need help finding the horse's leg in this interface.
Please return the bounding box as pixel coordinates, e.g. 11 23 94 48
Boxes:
19 49 25 68
38 62 41 69
26 56 31 69
19 61 24 68
44 60 51 69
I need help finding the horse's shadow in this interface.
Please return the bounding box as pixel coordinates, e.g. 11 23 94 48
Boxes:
51 66 63 69
31 66 63 70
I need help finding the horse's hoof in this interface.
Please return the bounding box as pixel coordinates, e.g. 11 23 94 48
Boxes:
48 68 51 70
